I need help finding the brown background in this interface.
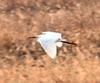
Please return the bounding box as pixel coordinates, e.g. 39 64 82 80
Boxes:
0 0 100 83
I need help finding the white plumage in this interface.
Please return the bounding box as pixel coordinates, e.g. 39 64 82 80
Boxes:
28 31 77 59
37 32 63 59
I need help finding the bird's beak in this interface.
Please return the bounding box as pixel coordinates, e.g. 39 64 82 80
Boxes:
61 40 77 46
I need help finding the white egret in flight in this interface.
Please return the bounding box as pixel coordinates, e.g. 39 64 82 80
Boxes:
28 32 77 59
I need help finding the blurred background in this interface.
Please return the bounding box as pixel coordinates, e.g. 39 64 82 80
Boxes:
0 0 100 83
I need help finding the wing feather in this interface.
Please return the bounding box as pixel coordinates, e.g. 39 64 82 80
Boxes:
37 37 57 59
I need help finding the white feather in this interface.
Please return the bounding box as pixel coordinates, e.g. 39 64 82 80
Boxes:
37 32 64 59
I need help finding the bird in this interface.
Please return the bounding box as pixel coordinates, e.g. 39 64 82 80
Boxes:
28 31 77 59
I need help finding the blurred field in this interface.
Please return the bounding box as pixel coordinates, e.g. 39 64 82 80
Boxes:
0 0 100 83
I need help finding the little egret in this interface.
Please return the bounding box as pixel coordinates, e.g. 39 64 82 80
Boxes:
28 31 77 59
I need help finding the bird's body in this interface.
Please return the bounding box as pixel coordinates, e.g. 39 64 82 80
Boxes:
37 32 63 59
28 31 77 59
37 32 63 47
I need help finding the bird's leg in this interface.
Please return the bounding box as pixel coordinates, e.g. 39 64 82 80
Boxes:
27 36 37 39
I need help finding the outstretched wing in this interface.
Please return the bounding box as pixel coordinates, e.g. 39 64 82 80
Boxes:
37 37 57 59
